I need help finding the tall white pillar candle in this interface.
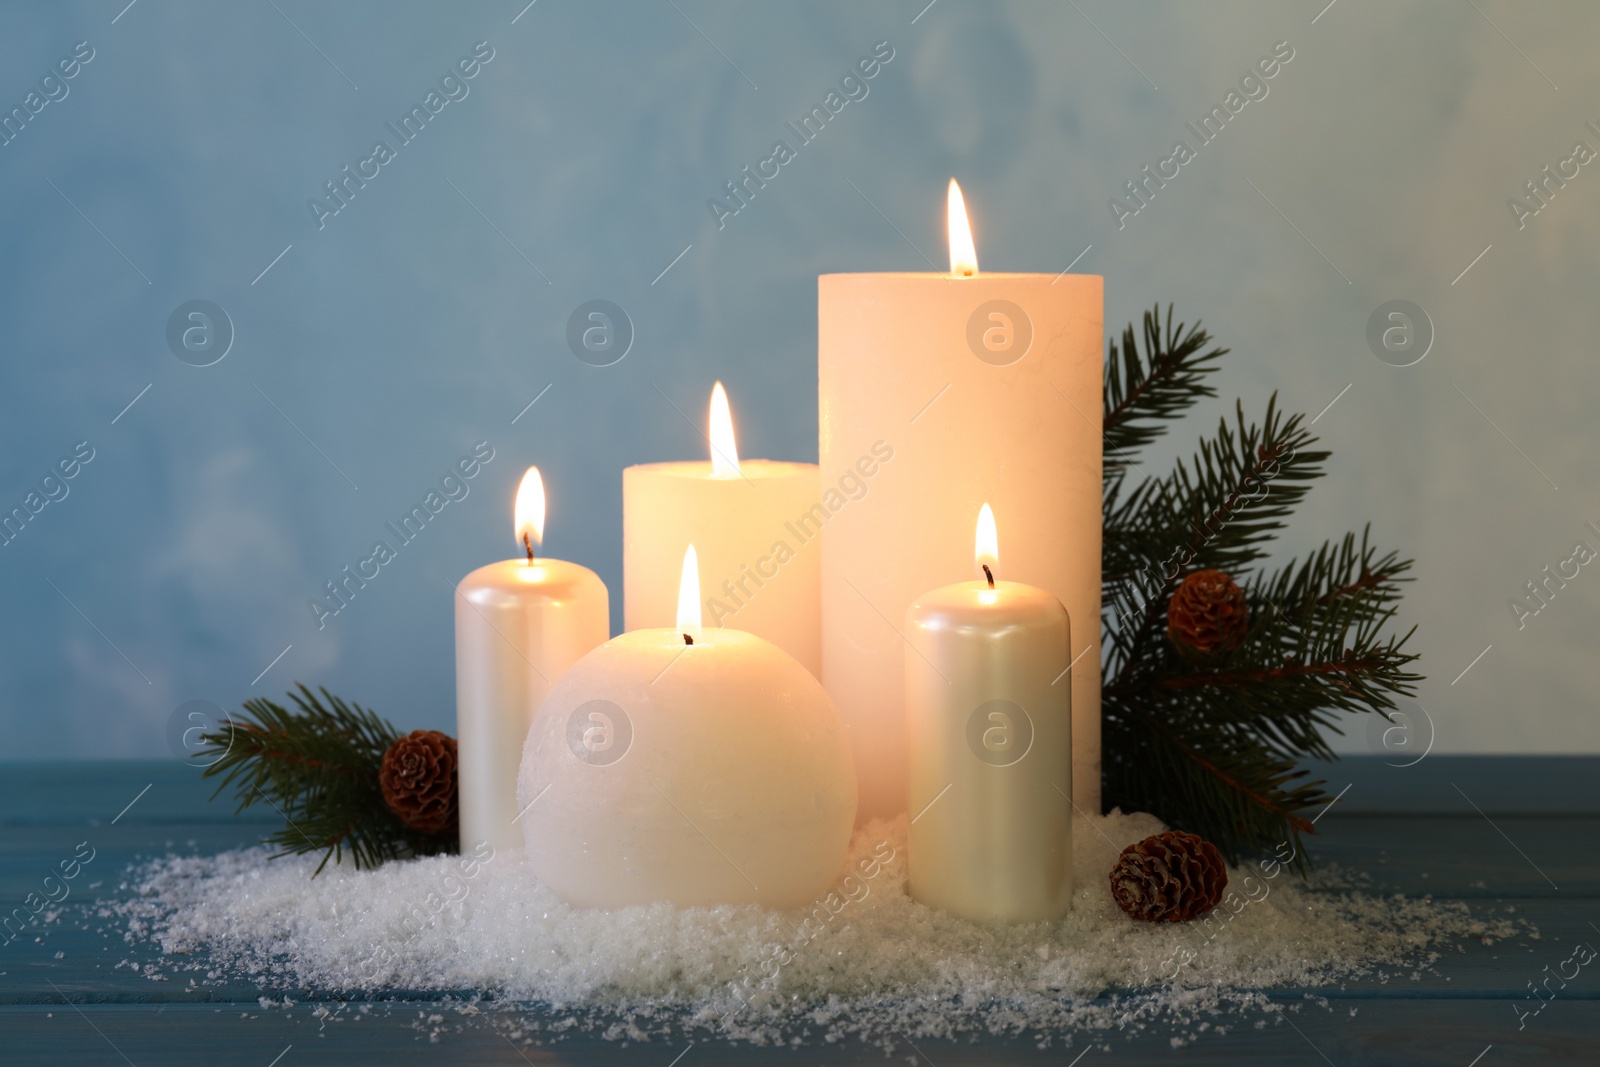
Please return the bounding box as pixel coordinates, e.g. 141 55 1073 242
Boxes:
819 180 1102 820
625 382 822 675
455 467 609 855
905 504 1072 922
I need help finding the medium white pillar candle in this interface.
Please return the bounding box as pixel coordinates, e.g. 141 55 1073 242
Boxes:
905 504 1072 922
455 467 608 855
624 382 822 674
819 180 1102 820
520 545 857 908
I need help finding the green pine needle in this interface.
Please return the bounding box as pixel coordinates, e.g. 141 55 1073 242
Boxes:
1103 303 1227 465
196 684 456 874
1100 308 1422 867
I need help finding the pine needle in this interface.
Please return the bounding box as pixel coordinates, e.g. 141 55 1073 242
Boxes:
197 684 456 873
1100 308 1421 867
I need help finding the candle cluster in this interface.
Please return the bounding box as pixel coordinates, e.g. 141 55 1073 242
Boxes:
456 182 1102 920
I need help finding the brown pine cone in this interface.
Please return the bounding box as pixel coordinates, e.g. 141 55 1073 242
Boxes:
1109 830 1228 923
379 730 458 834
1167 569 1249 656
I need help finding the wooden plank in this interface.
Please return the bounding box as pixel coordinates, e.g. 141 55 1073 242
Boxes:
0 761 274 828
1301 755 1600 816
1310 814 1594 897
1 999 1597 1066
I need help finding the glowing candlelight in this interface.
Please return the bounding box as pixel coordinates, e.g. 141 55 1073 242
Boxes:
514 466 546 562
677 544 702 638
709 382 740 479
975 501 999 590
948 178 978 277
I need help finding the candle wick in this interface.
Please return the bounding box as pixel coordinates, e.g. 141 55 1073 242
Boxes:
682 633 694 645
523 532 535 564
982 564 994 588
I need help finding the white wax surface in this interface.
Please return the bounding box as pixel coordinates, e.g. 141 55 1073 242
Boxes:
519 627 856 908
905 578 1072 922
819 272 1103 820
623 459 821 674
455 558 608 855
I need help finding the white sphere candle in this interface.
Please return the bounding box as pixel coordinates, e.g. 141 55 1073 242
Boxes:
906 504 1073 922
455 468 609 856
521 545 856 908
820 180 1102 821
625 382 822 674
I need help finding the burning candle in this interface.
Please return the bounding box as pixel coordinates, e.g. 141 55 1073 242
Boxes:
819 179 1103 820
905 504 1073 922
624 382 822 674
454 467 609 854
520 545 856 908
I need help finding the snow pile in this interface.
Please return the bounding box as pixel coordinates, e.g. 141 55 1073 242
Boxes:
112 810 1518 1048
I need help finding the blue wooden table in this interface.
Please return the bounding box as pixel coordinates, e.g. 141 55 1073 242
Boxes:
2 757 1597 1065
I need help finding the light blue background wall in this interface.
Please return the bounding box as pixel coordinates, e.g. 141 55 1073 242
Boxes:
1 0 1595 759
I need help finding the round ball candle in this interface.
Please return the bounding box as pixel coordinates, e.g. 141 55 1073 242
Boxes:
820 179 1102 820
624 382 822 674
520 545 857 908
455 467 609 855
905 505 1072 922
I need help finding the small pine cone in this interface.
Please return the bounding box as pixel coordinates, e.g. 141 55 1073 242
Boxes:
1109 830 1228 923
1167 569 1249 656
379 730 458 834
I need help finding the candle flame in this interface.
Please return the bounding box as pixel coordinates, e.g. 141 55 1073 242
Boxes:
974 502 999 577
677 544 703 633
709 381 740 478
948 179 978 277
514 467 546 557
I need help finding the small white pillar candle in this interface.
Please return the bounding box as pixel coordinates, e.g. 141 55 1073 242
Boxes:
906 504 1072 922
820 180 1102 820
624 382 821 674
455 467 608 855
521 545 856 908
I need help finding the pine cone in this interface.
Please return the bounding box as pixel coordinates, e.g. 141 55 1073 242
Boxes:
1167 569 1249 656
1109 830 1228 923
379 730 458 834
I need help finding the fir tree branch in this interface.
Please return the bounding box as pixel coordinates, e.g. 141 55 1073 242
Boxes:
1106 396 1327 586
1318 568 1386 604
1098 310 1424 865
197 684 455 873
1156 725 1317 838
1103 304 1227 468
1104 396 1330 686
1102 695 1327 867
1154 653 1402 689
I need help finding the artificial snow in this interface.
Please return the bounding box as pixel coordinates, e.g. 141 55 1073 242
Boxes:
109 810 1520 1049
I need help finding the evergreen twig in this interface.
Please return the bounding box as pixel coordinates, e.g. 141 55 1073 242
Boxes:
197 684 455 874
1103 303 1227 465
1100 309 1422 867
